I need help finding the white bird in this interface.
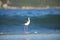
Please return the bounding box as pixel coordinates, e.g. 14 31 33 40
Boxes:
24 17 30 26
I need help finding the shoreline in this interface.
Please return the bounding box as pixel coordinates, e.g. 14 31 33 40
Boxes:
0 6 60 10
0 32 60 35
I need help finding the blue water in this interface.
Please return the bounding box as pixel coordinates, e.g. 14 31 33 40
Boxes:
0 8 60 34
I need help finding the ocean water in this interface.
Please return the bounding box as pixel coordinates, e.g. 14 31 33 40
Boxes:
0 8 60 40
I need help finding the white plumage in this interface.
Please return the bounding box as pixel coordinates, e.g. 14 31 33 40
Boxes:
24 17 30 26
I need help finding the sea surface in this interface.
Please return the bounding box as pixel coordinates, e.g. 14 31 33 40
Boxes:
0 8 60 40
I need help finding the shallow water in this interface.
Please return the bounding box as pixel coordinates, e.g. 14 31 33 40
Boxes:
0 34 60 40
0 8 60 34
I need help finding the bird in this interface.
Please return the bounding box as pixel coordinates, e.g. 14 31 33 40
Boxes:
24 17 30 26
24 17 30 34
24 17 30 40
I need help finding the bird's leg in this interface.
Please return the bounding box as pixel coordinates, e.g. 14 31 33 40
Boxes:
24 25 28 34
24 26 29 40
